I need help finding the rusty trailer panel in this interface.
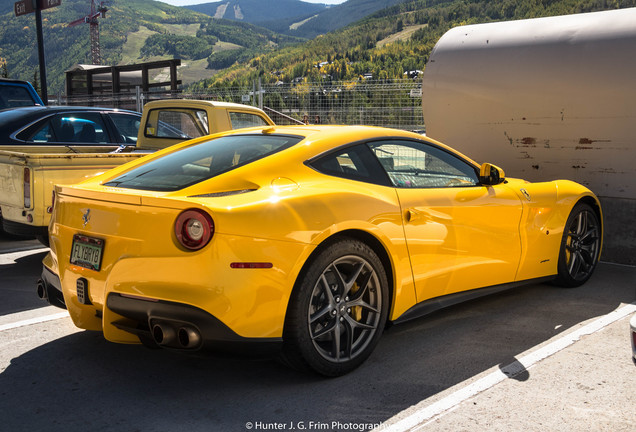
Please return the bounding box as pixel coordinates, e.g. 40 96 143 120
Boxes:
422 8 636 200
422 8 636 264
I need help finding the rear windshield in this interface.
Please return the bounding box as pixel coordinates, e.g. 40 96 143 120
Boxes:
104 134 301 191
0 85 38 108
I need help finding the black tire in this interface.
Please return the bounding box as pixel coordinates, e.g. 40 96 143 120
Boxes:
553 203 601 287
282 238 389 376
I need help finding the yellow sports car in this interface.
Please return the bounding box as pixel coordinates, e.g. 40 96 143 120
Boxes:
38 125 602 376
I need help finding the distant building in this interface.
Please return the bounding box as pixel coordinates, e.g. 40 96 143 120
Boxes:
65 59 181 97
404 70 423 79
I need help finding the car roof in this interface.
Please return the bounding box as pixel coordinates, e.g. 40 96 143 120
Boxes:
0 105 140 115
223 124 425 153
0 105 140 124
209 125 480 168
0 106 141 136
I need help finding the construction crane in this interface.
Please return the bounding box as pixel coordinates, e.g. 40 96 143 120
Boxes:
68 1 108 65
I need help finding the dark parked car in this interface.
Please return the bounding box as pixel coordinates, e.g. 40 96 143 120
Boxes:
0 106 142 146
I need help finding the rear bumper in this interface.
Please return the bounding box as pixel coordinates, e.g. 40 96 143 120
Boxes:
3 218 48 238
106 293 282 356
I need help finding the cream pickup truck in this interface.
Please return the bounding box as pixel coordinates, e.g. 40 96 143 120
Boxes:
0 100 274 243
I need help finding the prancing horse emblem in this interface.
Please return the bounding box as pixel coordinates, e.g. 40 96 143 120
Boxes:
82 209 91 227
520 188 531 201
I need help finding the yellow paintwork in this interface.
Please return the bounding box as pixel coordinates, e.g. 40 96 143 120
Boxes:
44 125 602 343
0 100 273 233
398 184 523 301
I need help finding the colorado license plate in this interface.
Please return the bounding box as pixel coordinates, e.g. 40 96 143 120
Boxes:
70 235 104 271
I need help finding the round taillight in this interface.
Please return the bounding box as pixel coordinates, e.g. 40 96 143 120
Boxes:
175 209 214 251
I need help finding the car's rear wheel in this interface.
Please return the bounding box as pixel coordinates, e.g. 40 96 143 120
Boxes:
282 238 389 376
553 203 601 287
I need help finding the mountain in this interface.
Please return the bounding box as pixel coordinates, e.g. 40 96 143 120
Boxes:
0 0 16 15
274 0 413 38
2 0 634 97
0 0 302 93
189 0 413 39
191 0 636 89
185 0 327 25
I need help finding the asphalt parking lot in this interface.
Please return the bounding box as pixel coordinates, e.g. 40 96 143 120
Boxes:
1 237 634 432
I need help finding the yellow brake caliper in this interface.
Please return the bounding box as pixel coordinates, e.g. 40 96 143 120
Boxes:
350 282 362 321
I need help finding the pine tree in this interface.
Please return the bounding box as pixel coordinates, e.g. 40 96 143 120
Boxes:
32 69 40 95
0 58 8 78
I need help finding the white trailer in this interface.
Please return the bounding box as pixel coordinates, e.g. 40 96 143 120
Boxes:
422 8 636 264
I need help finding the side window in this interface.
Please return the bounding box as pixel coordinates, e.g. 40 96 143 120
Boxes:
28 120 55 143
368 140 479 188
19 113 108 144
309 144 389 185
229 111 269 129
53 113 108 144
109 113 141 144
1 86 38 108
145 109 208 139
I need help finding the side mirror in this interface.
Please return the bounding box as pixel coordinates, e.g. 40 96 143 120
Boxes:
479 163 505 185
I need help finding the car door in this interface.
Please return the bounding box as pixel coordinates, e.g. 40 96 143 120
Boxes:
368 139 524 302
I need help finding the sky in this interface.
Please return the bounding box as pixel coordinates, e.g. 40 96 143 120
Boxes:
156 0 347 6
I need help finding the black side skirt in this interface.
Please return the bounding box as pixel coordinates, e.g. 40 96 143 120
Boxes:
393 276 556 325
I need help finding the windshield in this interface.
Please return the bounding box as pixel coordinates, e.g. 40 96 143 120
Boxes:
104 134 301 191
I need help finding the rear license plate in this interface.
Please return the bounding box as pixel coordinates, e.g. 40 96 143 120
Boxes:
70 235 104 271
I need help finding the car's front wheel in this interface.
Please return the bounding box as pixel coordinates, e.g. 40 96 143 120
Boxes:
283 238 389 376
553 203 601 287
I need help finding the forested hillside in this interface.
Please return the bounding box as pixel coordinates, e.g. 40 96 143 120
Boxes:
190 0 636 90
0 0 301 93
1 0 635 96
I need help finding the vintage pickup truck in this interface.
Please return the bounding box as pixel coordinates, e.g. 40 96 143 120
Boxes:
0 99 274 243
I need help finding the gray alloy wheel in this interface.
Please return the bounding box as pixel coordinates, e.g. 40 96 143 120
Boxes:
554 203 601 287
308 254 383 363
282 238 389 376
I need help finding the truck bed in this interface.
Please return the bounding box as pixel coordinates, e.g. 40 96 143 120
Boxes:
0 146 148 237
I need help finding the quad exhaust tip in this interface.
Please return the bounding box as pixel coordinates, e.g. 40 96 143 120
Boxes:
151 321 201 350
178 326 201 349
152 323 176 346
36 279 48 300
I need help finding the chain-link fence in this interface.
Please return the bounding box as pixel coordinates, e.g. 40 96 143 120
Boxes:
61 79 425 132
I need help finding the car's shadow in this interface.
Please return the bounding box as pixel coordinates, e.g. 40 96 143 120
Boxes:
1 263 634 432
0 249 49 315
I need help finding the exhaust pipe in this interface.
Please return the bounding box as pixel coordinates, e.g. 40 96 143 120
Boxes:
149 320 202 349
36 279 48 300
178 326 201 349
152 323 176 346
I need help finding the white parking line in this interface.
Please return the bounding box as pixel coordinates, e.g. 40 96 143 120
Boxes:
377 302 636 432
0 247 48 264
0 310 69 332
